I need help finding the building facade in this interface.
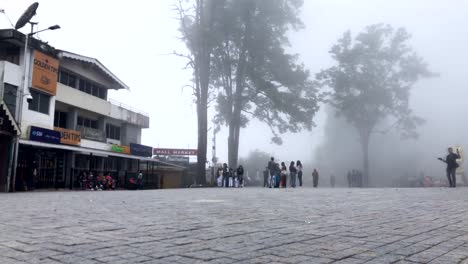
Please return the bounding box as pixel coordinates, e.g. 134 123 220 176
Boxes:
0 29 185 191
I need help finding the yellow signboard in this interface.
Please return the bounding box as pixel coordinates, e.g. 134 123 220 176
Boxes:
54 127 81 146
32 51 59 95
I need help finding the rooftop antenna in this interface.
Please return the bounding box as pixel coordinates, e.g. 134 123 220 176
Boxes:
0 9 15 28
15 2 39 33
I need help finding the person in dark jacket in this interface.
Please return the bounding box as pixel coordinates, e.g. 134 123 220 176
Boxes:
296 160 303 187
438 147 461 188
237 165 244 187
312 169 319 188
222 163 229 188
289 161 297 188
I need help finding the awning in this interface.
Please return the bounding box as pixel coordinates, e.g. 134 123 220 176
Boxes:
19 139 186 169
0 101 20 136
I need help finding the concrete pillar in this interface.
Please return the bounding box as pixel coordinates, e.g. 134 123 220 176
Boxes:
68 109 78 130
65 151 75 188
121 123 128 145
98 117 106 140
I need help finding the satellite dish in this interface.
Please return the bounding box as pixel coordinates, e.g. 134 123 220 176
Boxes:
14 2 39 30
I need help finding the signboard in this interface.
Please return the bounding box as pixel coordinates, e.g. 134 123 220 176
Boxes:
167 156 190 163
30 126 61 144
32 51 59 95
153 148 198 156
111 144 130 154
54 127 81 146
130 143 152 157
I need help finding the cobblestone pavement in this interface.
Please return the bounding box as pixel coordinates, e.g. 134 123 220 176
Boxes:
1 188 468 264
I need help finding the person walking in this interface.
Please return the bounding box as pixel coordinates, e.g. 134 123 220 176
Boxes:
280 162 287 188
289 161 297 188
312 169 319 188
438 147 461 188
263 167 269 187
297 160 303 187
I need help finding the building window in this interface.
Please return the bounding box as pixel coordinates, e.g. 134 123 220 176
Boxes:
54 111 68 128
106 123 120 140
77 116 98 129
0 47 20 65
28 89 50 114
3 83 17 117
58 70 77 88
78 79 106 100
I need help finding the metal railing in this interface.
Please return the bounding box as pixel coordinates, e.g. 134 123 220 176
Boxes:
108 98 149 117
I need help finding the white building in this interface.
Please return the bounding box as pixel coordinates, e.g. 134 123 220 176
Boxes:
0 29 185 191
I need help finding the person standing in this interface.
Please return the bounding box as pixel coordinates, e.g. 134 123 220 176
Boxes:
296 160 303 187
280 162 287 188
330 174 336 188
137 170 144 190
223 163 229 188
289 161 297 188
237 165 244 188
268 157 275 188
312 169 319 188
438 147 461 188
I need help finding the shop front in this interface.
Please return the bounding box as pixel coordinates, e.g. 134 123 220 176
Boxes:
0 102 20 192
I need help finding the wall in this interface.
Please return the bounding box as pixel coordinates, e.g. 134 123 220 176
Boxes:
121 123 141 146
56 84 110 116
110 103 149 128
0 61 22 87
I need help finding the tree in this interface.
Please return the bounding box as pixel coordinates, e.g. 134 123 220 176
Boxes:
175 0 221 184
211 0 319 168
317 24 435 186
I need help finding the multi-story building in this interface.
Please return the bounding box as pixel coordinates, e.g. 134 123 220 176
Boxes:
0 29 186 192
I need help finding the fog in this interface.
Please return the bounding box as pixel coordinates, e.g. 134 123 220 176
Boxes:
2 0 468 186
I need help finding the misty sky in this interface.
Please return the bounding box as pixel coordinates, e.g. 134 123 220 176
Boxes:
2 0 468 167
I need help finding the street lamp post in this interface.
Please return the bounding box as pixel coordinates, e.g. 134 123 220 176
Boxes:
9 25 60 192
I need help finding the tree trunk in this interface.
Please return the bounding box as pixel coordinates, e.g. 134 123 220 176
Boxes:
196 94 208 185
227 118 240 169
195 0 210 185
360 130 370 187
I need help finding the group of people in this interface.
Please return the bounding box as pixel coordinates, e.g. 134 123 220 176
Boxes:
347 169 363 188
263 157 319 188
79 171 116 191
216 164 245 188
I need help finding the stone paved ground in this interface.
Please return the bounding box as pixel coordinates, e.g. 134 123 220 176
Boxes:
1 188 468 264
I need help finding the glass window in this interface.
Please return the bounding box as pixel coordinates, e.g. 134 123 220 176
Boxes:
85 82 92 94
68 74 76 88
59 70 68 85
106 123 121 140
77 116 98 129
28 89 50 114
54 111 68 128
79 79 85 92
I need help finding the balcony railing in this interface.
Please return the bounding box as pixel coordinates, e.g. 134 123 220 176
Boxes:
108 98 149 117
76 126 106 142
